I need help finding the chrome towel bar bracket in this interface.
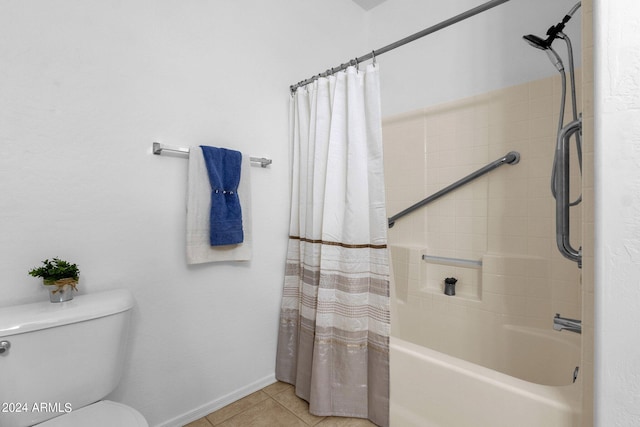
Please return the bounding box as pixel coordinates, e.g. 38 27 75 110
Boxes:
249 157 273 168
153 142 189 155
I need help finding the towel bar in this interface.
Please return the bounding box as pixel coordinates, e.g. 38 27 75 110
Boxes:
152 142 273 168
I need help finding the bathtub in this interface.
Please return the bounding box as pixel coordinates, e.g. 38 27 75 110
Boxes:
390 303 582 427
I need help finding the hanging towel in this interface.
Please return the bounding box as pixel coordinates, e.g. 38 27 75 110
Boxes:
200 145 244 245
186 146 252 264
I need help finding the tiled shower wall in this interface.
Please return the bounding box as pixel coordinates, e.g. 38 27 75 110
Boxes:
384 70 583 329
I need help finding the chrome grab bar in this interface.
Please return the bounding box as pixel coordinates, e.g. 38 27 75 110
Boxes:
422 254 482 269
388 151 520 228
555 119 582 267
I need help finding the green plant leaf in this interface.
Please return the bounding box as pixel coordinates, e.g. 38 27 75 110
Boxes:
28 257 80 282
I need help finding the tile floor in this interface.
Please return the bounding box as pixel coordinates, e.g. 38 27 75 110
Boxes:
184 381 378 427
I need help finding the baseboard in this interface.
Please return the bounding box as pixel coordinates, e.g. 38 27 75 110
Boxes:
154 373 277 427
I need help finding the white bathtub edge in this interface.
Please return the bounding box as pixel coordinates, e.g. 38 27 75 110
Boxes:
390 336 581 427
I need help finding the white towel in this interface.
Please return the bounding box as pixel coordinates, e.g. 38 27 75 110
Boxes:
187 147 252 264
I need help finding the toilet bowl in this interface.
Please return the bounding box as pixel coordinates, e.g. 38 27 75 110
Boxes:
0 289 148 427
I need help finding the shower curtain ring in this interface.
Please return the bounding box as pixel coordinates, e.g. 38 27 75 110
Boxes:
354 58 359 72
371 50 377 66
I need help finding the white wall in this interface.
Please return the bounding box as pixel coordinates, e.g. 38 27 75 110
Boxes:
366 0 582 116
0 1 367 425
594 0 640 425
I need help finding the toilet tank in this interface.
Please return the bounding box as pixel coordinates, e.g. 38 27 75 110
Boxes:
0 289 134 427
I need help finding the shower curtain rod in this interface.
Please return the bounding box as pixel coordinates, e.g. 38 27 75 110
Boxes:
290 0 511 93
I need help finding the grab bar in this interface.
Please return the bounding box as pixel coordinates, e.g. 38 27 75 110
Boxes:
555 119 582 267
388 151 520 228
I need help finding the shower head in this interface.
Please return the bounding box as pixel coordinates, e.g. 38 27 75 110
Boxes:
523 34 551 50
522 34 564 72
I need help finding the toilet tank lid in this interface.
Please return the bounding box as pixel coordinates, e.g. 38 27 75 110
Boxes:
0 289 134 337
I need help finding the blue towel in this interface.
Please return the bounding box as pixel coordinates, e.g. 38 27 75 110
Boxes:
200 146 244 246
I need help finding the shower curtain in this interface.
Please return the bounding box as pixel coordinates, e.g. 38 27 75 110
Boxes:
275 64 390 427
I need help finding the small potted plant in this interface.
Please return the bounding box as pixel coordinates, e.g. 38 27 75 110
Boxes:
28 257 80 303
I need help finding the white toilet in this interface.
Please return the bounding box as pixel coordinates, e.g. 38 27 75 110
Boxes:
0 289 148 427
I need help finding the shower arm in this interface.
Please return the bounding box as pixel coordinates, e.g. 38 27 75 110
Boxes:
567 2 582 18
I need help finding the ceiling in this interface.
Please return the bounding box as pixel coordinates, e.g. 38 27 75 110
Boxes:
351 0 388 11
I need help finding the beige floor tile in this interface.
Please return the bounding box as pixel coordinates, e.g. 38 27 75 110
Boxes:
205 390 270 425
316 416 378 427
262 381 293 397
216 398 307 427
271 386 325 425
200 382 379 427
183 417 213 427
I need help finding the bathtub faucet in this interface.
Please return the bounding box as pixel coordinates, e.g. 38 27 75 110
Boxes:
553 313 581 334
